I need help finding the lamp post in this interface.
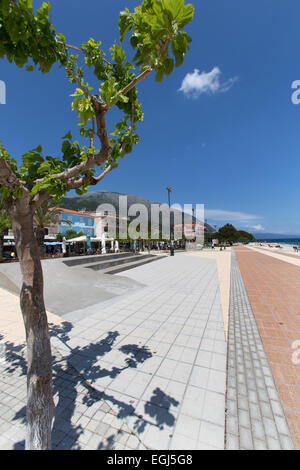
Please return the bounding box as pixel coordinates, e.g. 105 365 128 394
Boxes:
166 186 174 256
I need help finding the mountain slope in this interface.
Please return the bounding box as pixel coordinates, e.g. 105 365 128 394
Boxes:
59 190 215 233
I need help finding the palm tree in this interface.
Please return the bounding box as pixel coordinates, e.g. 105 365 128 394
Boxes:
33 202 71 254
0 199 11 259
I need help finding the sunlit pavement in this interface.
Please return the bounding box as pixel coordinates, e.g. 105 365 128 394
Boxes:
0 254 226 450
0 249 298 449
231 246 300 449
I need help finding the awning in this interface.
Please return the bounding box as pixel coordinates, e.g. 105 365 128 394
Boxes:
66 236 114 243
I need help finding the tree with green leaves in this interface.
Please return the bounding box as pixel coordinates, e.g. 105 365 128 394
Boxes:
0 197 11 259
64 229 85 240
215 224 254 244
0 0 194 449
236 229 255 243
217 224 239 243
33 202 71 252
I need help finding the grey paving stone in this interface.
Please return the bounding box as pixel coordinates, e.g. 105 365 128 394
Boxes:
263 417 278 439
225 251 295 450
251 419 265 441
279 434 295 450
198 420 224 449
225 433 239 450
253 438 267 450
226 414 239 435
226 398 237 416
238 409 251 429
239 427 254 450
266 435 282 450
274 416 291 436
260 401 273 419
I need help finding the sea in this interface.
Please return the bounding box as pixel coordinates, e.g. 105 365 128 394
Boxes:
259 238 300 247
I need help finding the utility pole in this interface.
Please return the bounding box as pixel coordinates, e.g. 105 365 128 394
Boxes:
166 186 174 256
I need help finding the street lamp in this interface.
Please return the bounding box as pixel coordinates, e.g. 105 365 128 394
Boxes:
166 186 174 256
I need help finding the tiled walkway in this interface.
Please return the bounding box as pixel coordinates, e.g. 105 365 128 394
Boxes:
1 248 299 450
256 247 300 260
60 254 227 450
234 246 300 448
0 254 227 450
226 251 294 449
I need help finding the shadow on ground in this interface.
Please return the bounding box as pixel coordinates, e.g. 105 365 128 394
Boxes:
0 319 179 450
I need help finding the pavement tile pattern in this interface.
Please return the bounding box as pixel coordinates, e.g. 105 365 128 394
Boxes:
57 254 227 450
0 254 227 450
0 343 147 450
225 250 294 450
255 246 300 261
234 246 300 449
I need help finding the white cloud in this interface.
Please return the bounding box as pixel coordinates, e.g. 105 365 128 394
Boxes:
244 224 265 232
179 67 238 98
205 209 262 221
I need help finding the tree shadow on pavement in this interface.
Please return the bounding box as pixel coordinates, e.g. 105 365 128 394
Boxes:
0 321 180 450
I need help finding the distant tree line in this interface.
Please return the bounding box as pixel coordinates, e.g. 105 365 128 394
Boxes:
205 224 255 244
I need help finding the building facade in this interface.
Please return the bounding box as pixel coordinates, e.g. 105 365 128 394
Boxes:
55 208 96 237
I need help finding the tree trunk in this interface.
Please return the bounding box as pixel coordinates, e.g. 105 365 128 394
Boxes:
0 232 4 259
10 205 54 450
34 227 46 257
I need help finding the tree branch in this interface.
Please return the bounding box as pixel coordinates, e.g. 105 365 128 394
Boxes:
67 65 91 99
34 67 151 193
67 163 114 189
120 66 153 98
34 143 110 190
58 41 112 65
105 66 152 111
92 164 114 183
91 116 96 148
91 95 111 150
0 158 24 192
30 189 51 213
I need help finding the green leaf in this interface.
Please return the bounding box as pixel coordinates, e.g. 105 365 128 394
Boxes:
177 4 195 28
164 57 174 76
110 42 126 65
70 88 84 97
56 33 66 42
119 8 133 43
62 131 72 141
162 0 185 19
155 67 164 82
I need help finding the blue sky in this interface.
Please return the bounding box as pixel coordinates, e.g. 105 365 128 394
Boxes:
1 0 300 234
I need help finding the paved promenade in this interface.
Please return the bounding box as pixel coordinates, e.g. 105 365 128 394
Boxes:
226 251 294 449
234 246 300 448
0 253 227 450
58 254 227 450
0 248 299 450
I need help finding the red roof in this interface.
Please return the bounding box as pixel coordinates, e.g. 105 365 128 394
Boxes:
52 208 96 218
